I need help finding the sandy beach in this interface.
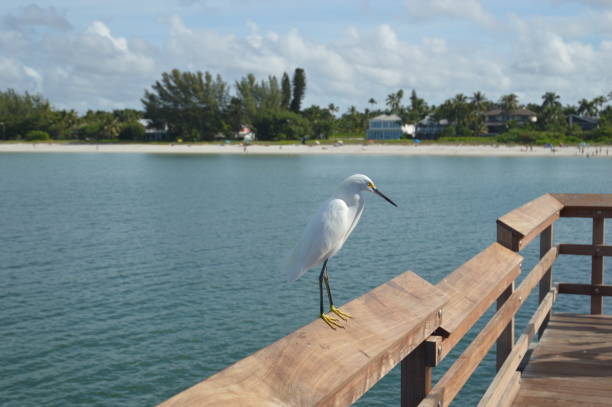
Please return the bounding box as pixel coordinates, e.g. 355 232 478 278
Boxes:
0 142 610 157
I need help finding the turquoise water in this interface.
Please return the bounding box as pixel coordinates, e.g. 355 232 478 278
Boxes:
1 153 611 406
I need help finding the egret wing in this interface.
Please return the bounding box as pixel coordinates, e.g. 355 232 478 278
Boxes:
285 198 352 282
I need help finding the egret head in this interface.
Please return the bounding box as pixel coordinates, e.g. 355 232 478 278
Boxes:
343 174 398 207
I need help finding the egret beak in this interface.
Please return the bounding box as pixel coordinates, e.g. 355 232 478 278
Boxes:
372 188 398 207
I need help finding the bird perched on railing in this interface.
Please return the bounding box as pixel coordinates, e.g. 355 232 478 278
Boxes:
286 174 397 329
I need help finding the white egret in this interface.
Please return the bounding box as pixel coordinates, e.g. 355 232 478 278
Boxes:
286 174 397 329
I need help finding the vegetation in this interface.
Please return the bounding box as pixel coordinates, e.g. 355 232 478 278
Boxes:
1 69 612 145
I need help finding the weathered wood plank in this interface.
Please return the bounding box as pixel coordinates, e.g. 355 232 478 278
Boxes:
552 193 612 218
558 243 612 256
557 283 612 297
419 246 558 407
478 289 555 407
497 194 563 251
496 283 514 371
512 313 612 406
158 271 448 407
538 226 553 338
426 243 522 365
497 372 521 407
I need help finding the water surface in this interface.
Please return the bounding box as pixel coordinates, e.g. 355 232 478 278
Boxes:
1 153 610 406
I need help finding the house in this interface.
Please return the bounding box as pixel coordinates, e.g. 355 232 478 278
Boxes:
366 114 402 140
416 115 449 139
235 125 255 141
483 108 537 134
138 119 168 141
568 114 599 131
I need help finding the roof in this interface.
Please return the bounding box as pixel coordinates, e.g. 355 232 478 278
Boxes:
370 114 401 122
484 108 537 117
568 114 599 124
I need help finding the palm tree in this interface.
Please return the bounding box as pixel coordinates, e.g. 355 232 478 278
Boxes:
368 98 377 110
591 96 606 116
540 92 562 129
499 94 519 113
577 98 596 116
471 91 487 112
327 103 339 115
385 90 404 114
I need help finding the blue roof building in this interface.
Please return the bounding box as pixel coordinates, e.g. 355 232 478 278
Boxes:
366 114 403 139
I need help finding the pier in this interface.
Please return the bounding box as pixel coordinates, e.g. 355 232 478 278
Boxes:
159 193 611 407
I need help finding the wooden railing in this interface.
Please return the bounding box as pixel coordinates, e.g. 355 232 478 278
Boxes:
158 194 611 407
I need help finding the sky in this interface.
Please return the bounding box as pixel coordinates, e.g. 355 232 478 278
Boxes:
1 0 612 113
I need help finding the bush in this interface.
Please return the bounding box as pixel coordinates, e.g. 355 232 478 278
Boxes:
119 121 146 141
438 126 456 138
252 109 312 141
25 130 51 141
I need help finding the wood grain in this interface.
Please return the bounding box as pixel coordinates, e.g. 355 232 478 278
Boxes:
497 194 563 251
551 193 612 218
478 289 555 407
158 271 448 407
511 313 612 406
427 243 522 364
419 246 558 407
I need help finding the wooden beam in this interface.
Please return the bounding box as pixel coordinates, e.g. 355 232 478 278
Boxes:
538 226 553 338
551 193 612 218
157 271 448 407
426 243 522 365
401 343 432 407
591 216 605 314
496 372 521 407
418 246 558 407
477 289 556 407
559 243 612 256
557 283 612 297
496 282 514 371
496 194 563 251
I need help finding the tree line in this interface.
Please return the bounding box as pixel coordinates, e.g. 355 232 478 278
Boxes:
1 68 611 144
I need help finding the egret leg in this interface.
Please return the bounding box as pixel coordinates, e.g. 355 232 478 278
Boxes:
319 260 343 329
323 269 352 321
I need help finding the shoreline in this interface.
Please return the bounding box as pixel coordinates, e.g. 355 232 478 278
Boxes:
0 142 610 157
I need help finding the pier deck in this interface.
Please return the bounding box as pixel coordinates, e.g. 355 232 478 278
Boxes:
512 313 612 406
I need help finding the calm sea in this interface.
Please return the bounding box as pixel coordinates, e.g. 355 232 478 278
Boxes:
1 153 611 406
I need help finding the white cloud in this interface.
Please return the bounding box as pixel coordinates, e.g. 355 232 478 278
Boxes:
0 5 610 112
86 21 128 52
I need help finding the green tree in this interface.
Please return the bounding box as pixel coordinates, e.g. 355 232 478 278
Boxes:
290 68 306 113
119 121 146 141
281 72 291 110
302 105 336 139
540 92 563 130
142 69 229 140
499 93 519 113
385 89 404 114
252 109 311 140
0 89 53 139
577 98 596 116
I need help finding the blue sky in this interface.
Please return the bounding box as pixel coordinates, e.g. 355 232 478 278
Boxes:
1 1 611 112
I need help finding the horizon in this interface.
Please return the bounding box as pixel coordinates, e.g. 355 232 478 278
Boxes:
1 1 611 113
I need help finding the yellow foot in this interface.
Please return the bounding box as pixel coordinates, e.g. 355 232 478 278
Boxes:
330 305 352 321
321 313 344 329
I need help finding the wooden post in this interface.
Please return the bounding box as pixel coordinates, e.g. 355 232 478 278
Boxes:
538 225 553 337
591 214 605 314
496 282 514 370
401 342 432 407
496 224 519 372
